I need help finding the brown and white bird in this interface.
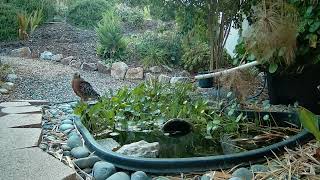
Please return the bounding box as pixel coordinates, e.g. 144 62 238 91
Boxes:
72 73 100 101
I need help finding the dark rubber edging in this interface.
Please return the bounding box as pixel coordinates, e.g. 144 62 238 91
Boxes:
74 119 313 174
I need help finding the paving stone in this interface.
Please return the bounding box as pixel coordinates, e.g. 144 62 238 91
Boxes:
0 147 75 180
0 128 41 149
1 106 41 114
0 102 31 107
0 114 42 128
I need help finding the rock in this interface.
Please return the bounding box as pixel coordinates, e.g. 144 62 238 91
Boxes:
125 67 144 79
67 131 78 138
11 47 31 57
96 138 121 151
40 51 54 60
116 140 159 158
70 146 90 158
200 175 211 180
0 88 9 94
73 156 101 169
63 151 71 156
67 135 82 149
145 73 156 82
63 129 73 135
97 61 111 74
228 178 242 180
111 62 128 79
232 168 254 180
131 171 150 180
2 82 14 91
170 77 191 84
5 74 18 83
81 62 97 71
250 164 269 173
158 74 171 84
92 161 116 180
59 124 74 131
149 66 162 73
51 54 63 61
106 172 130 180
61 56 74 65
61 119 73 124
61 145 71 151
69 60 82 68
39 143 48 151
83 168 92 174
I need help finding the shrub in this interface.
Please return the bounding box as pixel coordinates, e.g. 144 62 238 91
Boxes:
128 31 181 67
9 0 55 22
0 4 21 41
116 4 144 29
67 0 111 28
96 10 127 60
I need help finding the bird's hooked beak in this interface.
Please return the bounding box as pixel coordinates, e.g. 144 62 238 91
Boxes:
73 72 80 79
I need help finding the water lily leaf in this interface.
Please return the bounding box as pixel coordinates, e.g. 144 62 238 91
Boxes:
298 106 320 141
309 22 320 33
268 63 278 73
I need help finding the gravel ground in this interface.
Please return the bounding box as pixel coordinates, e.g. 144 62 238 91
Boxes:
0 56 140 103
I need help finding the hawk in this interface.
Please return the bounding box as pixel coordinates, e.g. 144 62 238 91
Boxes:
72 73 100 101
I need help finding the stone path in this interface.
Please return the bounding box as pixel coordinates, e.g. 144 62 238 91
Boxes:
0 100 76 180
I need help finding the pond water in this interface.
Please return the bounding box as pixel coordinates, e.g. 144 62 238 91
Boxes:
97 126 298 158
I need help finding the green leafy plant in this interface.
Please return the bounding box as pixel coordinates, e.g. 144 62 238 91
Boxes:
29 8 43 35
67 0 112 28
18 13 30 40
96 10 127 60
128 31 181 67
116 4 144 29
298 106 320 141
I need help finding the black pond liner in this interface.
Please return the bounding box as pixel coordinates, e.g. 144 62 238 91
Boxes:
74 111 314 174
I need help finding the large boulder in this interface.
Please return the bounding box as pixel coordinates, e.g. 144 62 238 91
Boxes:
125 67 144 80
51 54 63 61
69 60 82 68
145 73 156 83
5 74 18 83
11 47 31 57
40 51 54 60
97 61 111 74
170 77 191 84
111 62 128 79
61 56 74 65
158 74 171 84
149 66 162 73
81 62 97 71
116 140 159 158
2 82 14 91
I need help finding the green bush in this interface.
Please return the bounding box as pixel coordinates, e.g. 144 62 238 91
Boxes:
8 0 55 22
181 37 210 72
96 10 127 60
0 4 21 41
117 4 144 29
128 31 181 67
67 0 111 28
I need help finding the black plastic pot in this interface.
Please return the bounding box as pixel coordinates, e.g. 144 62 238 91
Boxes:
74 111 313 174
266 64 320 114
197 71 214 88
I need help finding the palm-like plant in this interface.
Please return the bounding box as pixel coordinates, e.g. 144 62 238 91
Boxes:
243 0 298 70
